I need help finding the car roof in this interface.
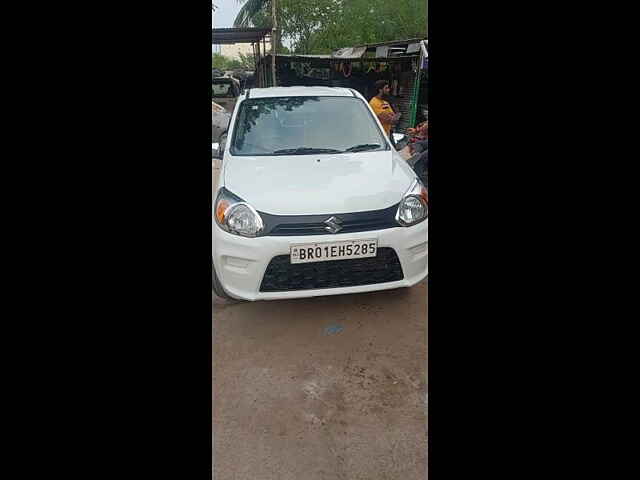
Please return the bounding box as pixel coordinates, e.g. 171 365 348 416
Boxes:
213 77 236 83
246 86 355 99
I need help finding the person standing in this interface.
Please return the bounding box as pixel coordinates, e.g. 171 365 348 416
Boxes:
407 120 428 184
369 80 399 137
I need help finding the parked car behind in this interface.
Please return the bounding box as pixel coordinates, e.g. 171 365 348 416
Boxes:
212 86 428 301
212 101 230 146
212 76 241 112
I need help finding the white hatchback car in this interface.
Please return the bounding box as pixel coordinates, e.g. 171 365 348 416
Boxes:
212 86 427 301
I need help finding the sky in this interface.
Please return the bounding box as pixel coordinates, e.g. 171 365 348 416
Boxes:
213 0 242 28
213 0 244 53
213 0 291 53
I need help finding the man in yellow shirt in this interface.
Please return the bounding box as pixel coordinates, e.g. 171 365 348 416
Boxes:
369 80 399 137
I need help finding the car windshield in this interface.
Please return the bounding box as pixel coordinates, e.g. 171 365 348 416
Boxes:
230 96 389 156
212 82 235 97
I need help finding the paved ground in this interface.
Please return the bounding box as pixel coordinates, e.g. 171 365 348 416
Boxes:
213 284 427 480
213 162 427 480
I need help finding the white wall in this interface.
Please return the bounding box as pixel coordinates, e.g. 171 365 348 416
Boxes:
220 40 271 60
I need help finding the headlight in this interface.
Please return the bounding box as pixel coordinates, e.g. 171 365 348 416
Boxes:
214 188 264 237
396 179 428 226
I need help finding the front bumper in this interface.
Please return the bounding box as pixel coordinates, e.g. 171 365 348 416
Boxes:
212 219 427 301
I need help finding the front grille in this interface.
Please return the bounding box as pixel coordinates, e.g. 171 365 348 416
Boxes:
259 204 399 236
270 217 394 236
259 247 404 292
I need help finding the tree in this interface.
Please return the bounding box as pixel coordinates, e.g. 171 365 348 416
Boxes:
233 0 269 27
233 0 427 55
226 59 243 70
279 0 335 54
212 53 228 70
308 0 427 53
234 1 286 52
238 52 256 70
212 53 255 72
234 0 333 53
212 54 239 71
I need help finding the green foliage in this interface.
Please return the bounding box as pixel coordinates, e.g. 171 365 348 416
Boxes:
212 53 228 70
234 0 271 27
233 0 427 54
212 53 255 72
308 0 427 52
238 52 256 70
280 0 334 54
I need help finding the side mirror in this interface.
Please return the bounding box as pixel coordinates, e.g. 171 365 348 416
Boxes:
212 132 228 160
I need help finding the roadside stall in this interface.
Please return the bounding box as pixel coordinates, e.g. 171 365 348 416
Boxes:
257 38 428 133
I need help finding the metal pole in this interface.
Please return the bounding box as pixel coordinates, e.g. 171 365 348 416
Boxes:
271 0 277 86
256 40 261 87
252 42 258 86
409 55 421 127
263 35 267 86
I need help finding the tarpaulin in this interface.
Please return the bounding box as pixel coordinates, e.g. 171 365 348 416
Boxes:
332 46 367 59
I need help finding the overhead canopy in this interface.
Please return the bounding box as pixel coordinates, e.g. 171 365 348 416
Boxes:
212 27 271 45
332 46 368 59
263 54 332 59
332 38 427 59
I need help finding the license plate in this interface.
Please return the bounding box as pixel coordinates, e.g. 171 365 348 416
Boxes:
290 239 378 264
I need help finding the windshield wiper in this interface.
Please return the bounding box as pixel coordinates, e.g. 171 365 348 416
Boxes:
344 143 382 152
272 147 343 155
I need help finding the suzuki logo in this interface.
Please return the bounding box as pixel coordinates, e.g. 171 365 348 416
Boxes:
324 216 343 234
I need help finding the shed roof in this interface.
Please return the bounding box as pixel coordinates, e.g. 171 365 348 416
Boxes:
212 27 271 45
